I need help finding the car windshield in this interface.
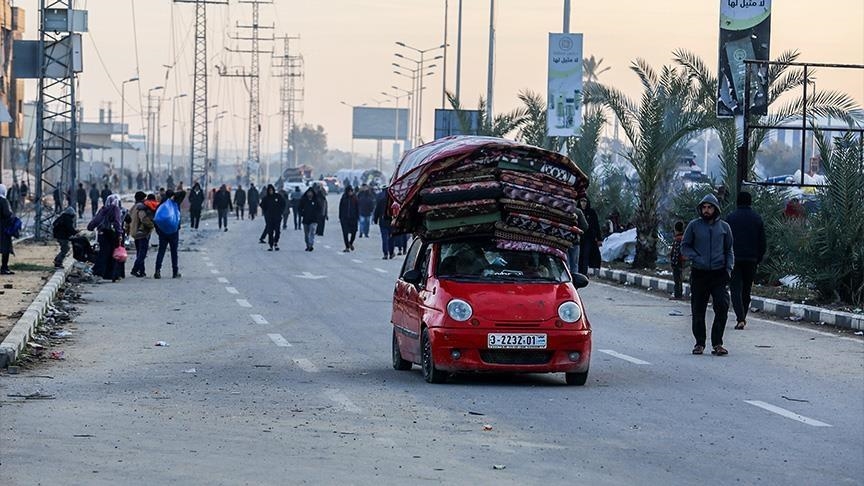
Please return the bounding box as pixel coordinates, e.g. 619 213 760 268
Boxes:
436 240 570 283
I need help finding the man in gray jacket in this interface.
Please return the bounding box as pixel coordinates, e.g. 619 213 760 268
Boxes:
681 194 734 356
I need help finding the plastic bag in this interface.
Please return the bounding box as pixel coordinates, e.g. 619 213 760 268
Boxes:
112 244 128 263
154 201 180 235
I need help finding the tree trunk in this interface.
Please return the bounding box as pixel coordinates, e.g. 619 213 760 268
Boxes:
632 197 659 269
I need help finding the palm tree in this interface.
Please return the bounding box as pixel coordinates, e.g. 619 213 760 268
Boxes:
514 89 554 149
674 48 863 207
589 59 711 268
445 91 524 139
583 55 611 84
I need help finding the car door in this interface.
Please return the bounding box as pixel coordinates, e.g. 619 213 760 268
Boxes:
402 243 432 358
393 238 425 353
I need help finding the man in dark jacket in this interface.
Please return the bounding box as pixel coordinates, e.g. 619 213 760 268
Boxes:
681 193 735 356
52 206 78 268
213 184 233 232
725 191 766 331
234 185 247 220
89 183 100 217
356 183 376 238
75 183 87 218
247 184 260 220
279 187 291 229
372 188 394 259
290 186 303 230
298 188 321 251
100 184 112 206
260 184 287 251
339 185 360 252
188 182 205 229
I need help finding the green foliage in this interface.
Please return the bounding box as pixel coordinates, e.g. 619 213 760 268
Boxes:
796 133 864 304
445 91 525 139
291 124 328 166
565 107 607 180
592 163 637 228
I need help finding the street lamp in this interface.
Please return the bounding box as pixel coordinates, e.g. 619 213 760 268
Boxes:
381 91 409 167
339 100 367 170
169 93 188 184
146 85 165 190
394 42 445 145
120 76 139 192
212 110 228 186
393 62 436 147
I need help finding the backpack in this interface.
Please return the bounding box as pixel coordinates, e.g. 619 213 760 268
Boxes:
4 216 22 237
52 215 70 239
154 201 180 235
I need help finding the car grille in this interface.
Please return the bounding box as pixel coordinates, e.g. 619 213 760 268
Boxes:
494 322 542 328
480 350 553 365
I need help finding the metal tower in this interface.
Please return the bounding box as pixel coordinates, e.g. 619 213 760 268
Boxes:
272 35 304 171
33 1 86 238
225 0 273 185
174 0 227 191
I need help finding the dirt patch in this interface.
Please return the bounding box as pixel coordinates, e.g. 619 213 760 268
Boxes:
0 240 61 344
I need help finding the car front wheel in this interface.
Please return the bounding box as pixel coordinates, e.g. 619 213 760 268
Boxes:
392 329 412 371
421 328 447 384
565 368 589 386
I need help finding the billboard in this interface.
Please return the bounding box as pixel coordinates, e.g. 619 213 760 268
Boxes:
434 109 480 140
717 0 771 117
352 107 409 140
547 33 583 137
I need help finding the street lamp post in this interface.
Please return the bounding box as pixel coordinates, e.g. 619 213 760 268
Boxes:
212 110 228 187
390 84 413 148
381 91 409 167
169 93 188 185
395 42 445 146
146 86 165 190
120 76 139 192
393 62 437 147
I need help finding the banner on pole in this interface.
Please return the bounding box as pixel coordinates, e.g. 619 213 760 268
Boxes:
717 0 771 117
547 33 583 137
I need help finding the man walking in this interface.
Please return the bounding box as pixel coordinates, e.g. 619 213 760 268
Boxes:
247 183 260 221
260 184 287 251
290 186 303 230
681 194 734 356
153 188 186 279
373 187 394 259
89 183 100 217
357 183 375 238
52 206 77 268
725 191 766 331
188 182 205 230
127 191 155 277
234 184 247 220
75 183 87 218
213 184 233 232
298 187 321 251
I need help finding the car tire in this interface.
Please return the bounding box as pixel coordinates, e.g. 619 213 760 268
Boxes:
565 369 589 386
421 327 447 384
392 329 412 371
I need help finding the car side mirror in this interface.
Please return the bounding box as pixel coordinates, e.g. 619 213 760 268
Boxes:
571 273 589 289
402 269 423 286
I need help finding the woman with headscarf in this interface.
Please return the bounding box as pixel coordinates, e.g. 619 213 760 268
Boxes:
577 196 602 275
0 184 16 274
314 183 328 237
259 184 287 251
87 193 124 281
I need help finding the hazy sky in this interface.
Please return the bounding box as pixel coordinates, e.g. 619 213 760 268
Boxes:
20 0 864 157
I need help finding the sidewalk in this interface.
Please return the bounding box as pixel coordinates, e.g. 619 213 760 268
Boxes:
590 267 864 331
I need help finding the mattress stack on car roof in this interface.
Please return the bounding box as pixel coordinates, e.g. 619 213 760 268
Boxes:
388 136 588 259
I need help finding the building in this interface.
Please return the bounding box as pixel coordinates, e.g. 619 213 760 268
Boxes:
0 1 25 179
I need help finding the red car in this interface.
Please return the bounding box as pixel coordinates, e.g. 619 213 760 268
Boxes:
390 236 592 385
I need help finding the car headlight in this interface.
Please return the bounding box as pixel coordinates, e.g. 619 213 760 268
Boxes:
447 299 473 322
558 301 582 323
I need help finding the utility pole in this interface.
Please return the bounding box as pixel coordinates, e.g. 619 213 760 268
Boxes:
272 35 304 172
33 1 86 238
486 0 496 123
174 0 227 192
223 0 274 185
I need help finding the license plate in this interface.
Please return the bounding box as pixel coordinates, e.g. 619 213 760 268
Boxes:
487 333 547 349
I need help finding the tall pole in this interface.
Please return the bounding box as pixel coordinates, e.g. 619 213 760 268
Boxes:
120 77 138 193
169 94 187 182
486 0 496 122
442 0 448 108
455 0 463 102
563 0 571 33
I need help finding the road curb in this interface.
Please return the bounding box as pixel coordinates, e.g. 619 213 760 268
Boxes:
0 261 71 368
591 268 863 331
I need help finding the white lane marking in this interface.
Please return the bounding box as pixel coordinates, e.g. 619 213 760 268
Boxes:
745 400 832 427
225 287 239 295
750 318 864 344
217 277 229 284
294 358 319 373
598 349 651 365
508 440 567 450
374 268 388 274
236 299 252 308
202 256 210 261
205 262 214 267
295 272 327 280
324 389 362 413
211 269 220 274
351 259 363 264
251 314 269 325
324 245 332 249
267 333 292 347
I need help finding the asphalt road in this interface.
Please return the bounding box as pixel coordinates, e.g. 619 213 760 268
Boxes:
2 194 862 485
